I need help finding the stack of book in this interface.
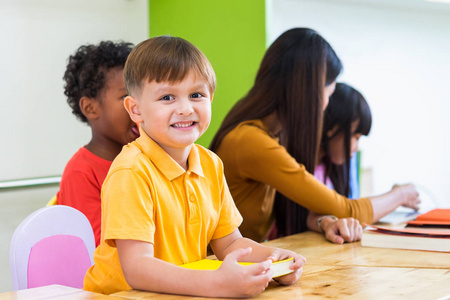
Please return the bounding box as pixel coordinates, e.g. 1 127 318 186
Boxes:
362 209 450 252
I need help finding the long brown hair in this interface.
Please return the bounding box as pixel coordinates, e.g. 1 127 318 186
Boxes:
321 83 372 197
210 28 342 236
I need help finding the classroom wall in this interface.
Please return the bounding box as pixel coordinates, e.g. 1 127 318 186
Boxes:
268 0 450 209
0 0 149 182
149 0 267 147
0 0 149 292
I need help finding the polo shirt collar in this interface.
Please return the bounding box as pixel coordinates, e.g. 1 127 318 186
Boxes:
135 127 204 180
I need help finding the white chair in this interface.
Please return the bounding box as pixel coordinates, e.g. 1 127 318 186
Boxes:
9 205 95 290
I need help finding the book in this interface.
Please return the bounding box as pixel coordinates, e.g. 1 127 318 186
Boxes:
406 208 450 227
361 224 450 253
180 257 294 278
377 210 421 225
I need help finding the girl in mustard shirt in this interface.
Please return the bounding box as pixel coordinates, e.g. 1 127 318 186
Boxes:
210 28 420 243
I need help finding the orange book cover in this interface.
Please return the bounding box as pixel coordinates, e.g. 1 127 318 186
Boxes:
407 209 450 226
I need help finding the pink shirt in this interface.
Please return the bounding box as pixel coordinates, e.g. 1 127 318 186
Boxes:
314 163 334 190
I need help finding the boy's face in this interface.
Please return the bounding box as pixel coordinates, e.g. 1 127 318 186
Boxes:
95 68 140 146
126 70 212 154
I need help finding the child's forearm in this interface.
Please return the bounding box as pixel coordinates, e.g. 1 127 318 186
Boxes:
218 236 277 262
211 230 279 263
121 254 231 297
116 239 225 297
120 247 273 298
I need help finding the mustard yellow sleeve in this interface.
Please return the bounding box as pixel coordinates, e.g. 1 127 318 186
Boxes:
234 125 373 224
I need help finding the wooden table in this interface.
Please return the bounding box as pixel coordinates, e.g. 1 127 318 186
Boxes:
263 231 450 269
0 284 115 299
112 232 450 299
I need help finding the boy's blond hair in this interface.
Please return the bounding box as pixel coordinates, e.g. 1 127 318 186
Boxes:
124 36 216 97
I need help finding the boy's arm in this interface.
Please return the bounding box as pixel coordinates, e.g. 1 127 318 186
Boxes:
210 229 306 286
115 239 273 298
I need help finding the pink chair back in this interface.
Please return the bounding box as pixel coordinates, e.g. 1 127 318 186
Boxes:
9 205 95 290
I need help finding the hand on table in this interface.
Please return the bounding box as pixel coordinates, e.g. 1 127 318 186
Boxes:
321 217 362 244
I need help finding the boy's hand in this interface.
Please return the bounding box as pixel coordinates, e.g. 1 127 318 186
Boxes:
321 217 362 244
216 247 273 298
267 249 305 286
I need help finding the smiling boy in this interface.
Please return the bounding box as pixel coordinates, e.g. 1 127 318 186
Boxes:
83 36 305 298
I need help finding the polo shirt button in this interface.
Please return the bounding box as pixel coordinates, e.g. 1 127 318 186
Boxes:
190 195 195 202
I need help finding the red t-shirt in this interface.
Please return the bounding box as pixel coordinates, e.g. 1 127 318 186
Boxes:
57 147 112 246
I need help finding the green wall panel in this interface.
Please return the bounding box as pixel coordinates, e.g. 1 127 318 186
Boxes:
149 0 266 147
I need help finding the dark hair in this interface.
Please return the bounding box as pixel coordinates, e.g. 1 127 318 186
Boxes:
209 28 342 236
321 82 372 196
63 41 134 123
124 36 216 97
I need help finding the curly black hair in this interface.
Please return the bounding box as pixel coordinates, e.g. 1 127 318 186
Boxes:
63 41 134 123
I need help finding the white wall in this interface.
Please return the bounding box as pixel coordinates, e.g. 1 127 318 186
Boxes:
0 0 148 182
269 0 450 209
0 0 148 293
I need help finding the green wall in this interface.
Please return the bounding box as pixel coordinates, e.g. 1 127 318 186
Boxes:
149 0 266 147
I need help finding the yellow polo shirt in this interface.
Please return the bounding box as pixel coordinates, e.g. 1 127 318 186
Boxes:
83 129 243 295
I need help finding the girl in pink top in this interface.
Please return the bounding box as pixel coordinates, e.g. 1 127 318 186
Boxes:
316 82 372 197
